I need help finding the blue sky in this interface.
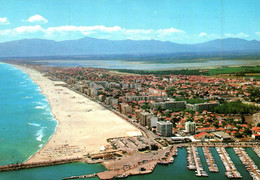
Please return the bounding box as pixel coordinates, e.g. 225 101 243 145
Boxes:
0 0 260 43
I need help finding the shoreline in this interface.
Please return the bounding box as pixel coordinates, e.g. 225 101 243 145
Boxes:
11 64 141 163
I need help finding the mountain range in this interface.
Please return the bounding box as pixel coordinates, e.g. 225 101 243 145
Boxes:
0 37 260 57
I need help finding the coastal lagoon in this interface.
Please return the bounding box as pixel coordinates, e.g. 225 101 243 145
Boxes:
33 59 260 70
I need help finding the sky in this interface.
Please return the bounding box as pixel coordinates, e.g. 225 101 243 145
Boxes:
0 0 260 44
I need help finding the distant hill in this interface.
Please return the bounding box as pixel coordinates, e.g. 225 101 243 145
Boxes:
0 37 260 57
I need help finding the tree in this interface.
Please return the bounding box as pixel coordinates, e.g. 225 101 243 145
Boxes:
243 128 252 136
234 133 242 138
213 121 219 128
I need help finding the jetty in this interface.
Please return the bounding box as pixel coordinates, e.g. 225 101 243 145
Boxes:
234 147 260 180
63 173 97 179
187 146 196 170
202 146 219 173
191 146 208 177
0 157 82 172
186 146 208 177
216 147 242 179
252 147 260 158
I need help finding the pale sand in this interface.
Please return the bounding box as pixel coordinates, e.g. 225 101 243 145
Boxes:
13 65 141 163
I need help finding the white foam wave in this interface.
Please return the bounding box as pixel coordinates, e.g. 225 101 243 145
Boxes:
24 96 33 99
28 122 41 127
35 128 44 142
36 101 45 105
35 106 45 109
39 144 43 148
35 87 41 92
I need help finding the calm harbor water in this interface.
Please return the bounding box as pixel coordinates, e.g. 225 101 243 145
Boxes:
0 62 260 179
34 59 260 70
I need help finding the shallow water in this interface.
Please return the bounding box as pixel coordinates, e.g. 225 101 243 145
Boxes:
36 59 260 70
0 63 57 165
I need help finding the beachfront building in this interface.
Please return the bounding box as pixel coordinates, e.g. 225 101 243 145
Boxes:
140 112 150 126
120 103 133 115
185 121 196 134
147 116 158 129
157 121 173 137
135 110 141 122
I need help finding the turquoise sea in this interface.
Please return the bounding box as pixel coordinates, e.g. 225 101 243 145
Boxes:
0 63 259 180
0 63 106 179
0 63 57 165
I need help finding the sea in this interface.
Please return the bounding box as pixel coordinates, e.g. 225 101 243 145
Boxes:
0 62 259 180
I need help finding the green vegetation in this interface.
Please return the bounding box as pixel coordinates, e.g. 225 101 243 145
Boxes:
115 69 207 75
247 87 260 103
114 65 260 77
235 132 242 138
141 103 150 110
243 128 252 136
207 66 260 76
214 101 259 115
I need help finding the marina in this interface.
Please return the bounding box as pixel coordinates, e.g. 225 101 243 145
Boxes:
1 146 260 180
202 146 219 173
253 147 260 159
216 146 242 179
234 147 260 180
186 146 208 177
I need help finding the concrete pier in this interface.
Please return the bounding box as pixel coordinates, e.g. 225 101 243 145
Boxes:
202 146 219 173
216 147 242 179
63 173 97 179
234 147 260 180
0 158 82 172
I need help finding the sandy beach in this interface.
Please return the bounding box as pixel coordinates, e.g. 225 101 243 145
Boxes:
13 65 141 163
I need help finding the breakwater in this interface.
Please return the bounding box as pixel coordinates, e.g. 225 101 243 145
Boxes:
0 158 82 172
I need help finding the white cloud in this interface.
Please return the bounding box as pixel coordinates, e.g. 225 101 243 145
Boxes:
157 27 185 35
224 32 249 38
26 15 48 24
123 29 154 35
0 25 186 42
0 25 44 36
46 25 121 34
0 17 10 25
14 25 44 34
44 26 185 39
199 32 207 37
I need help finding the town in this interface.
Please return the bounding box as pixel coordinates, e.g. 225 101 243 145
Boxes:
38 66 260 141
19 64 259 180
